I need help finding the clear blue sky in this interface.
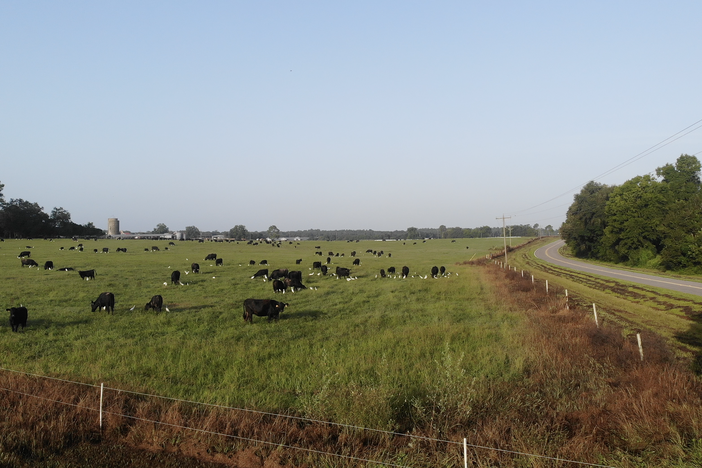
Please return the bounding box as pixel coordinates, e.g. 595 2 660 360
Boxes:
2 1 701 233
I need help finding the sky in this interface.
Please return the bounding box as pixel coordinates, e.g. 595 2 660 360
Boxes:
2 1 702 233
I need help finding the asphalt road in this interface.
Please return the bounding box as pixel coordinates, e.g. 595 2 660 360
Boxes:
534 239 702 297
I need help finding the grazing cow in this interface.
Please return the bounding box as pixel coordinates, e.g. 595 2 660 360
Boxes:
249 260 256 265
171 270 181 285
352 258 360 266
57 267 74 271
388 266 396 274
272 279 286 293
69 246 76 251
312 261 322 269
91 292 115 314
380 269 386 278
350 251 356 257
431 266 439 278
402 266 410 278
169 241 175 246
326 257 331 264
102 247 109 253
78 269 96 280
21 258 39 267
336 267 351 279
242 299 288 323
321 265 328 275
388 253 392 258
205 253 217 260
269 268 289 280
191 263 200 273
44 261 54 270
288 270 303 282
17 251 31 258
295 258 302 264
144 295 163 312
440 266 446 275
259 259 268 265
7 307 28 332
151 246 160 251
117 247 127 252
215 258 223 266
284 277 306 291
251 269 268 279
95 249 99 253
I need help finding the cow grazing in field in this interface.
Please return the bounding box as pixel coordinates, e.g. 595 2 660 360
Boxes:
380 269 386 278
295 258 302 264
352 258 360 266
191 263 200 273
7 307 28 332
321 265 328 275
259 259 268 265
17 251 31 258
249 260 256 265
205 253 217 261
21 258 38 268
44 261 54 270
58 267 74 271
151 246 160 251
431 266 439 278
144 295 163 312
169 242 175 246
387 266 396 274
312 261 322 269
117 247 127 252
243 299 288 323
269 268 289 280
102 247 109 253
288 270 303 282
440 266 446 275
272 279 286 293
251 269 268 279
284 277 306 291
402 266 410 278
171 270 181 285
68 246 75 251
216 258 223 266
91 292 115 314
78 269 95 280
350 251 356 257
336 267 351 279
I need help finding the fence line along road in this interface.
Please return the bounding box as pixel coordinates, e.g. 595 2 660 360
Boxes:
535 239 702 297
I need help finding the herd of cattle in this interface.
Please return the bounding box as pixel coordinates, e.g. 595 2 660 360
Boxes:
7 243 453 329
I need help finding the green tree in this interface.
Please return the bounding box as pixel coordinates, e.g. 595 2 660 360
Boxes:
228 225 249 240
0 198 50 238
185 226 201 239
448 226 464 238
438 225 447 239
267 225 280 239
152 223 170 234
561 181 615 259
406 227 419 239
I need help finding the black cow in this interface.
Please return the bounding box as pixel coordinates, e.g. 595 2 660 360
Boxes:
7 307 28 332
91 292 115 314
295 259 302 264
440 266 446 275
17 251 31 258
269 268 289 280
431 266 439 278
21 258 39 267
205 253 217 261
402 266 410 278
242 299 288 323
95 249 99 253
251 269 268 279
151 246 160 251
249 260 256 265
102 247 109 253
144 295 163 312
215 258 223 266
117 247 127 252
44 261 54 270
352 258 360 266
350 251 356 257
380 269 386 278
171 270 181 285
288 270 303 282
336 267 351 279
259 259 268 265
57 267 74 271
191 263 200 273
321 265 328 275
284 277 306 291
388 266 396 274
272 279 286 293
78 269 95 280
326 257 331 264
312 261 322 269
69 246 75 250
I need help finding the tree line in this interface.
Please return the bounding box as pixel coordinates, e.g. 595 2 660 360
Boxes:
0 182 104 239
561 154 702 271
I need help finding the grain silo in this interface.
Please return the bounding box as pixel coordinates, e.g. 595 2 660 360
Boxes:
107 218 120 236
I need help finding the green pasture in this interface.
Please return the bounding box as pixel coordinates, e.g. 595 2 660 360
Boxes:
0 237 526 429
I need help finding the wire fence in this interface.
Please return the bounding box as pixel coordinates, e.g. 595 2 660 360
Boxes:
0 367 616 467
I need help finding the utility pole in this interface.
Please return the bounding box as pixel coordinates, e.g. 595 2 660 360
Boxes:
496 214 512 263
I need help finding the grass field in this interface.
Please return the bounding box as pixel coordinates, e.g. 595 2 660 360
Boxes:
0 237 520 428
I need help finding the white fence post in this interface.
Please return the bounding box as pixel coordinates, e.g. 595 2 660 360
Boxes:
565 289 569 309
593 304 599 328
99 383 104 430
531 274 534 284
546 280 549 294
637 333 644 361
464 438 468 468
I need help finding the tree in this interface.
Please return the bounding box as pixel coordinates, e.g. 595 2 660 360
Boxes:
438 225 447 239
152 223 170 234
0 181 4 205
185 226 201 239
561 181 615 259
0 198 51 238
267 225 280 239
406 227 419 239
448 226 464 238
228 225 249 240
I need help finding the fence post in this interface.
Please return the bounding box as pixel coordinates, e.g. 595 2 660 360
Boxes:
464 438 468 468
565 289 569 309
99 383 104 430
546 280 549 294
593 304 599 328
531 274 534 284
637 333 644 361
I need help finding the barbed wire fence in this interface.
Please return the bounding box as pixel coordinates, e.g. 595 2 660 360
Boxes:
0 367 615 467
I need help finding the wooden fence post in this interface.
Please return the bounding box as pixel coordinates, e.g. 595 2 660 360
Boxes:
637 333 644 361
565 289 569 309
593 304 599 328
